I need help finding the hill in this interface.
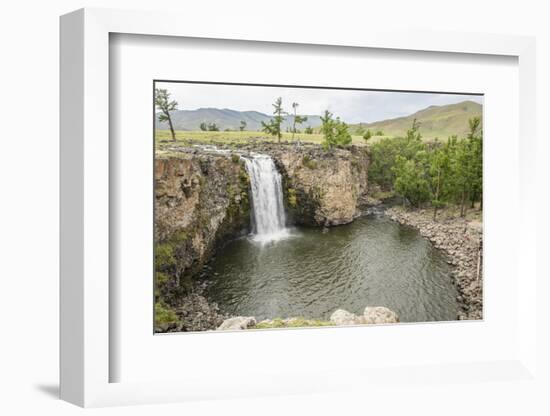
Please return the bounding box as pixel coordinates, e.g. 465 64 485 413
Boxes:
350 100 482 140
156 100 482 139
155 107 322 131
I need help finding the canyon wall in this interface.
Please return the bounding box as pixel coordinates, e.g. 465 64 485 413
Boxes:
267 144 369 226
154 144 370 311
155 151 251 306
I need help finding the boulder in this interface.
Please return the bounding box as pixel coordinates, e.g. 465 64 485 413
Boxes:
330 309 362 325
363 306 399 324
217 316 256 330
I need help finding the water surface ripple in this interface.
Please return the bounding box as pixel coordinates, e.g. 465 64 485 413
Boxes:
205 213 459 323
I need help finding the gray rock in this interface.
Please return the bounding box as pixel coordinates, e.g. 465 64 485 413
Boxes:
217 316 256 330
330 309 362 325
363 306 399 324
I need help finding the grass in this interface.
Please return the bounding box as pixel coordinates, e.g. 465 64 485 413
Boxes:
154 130 446 153
301 155 318 169
254 318 333 329
350 101 482 140
154 303 178 327
370 189 395 200
155 129 369 149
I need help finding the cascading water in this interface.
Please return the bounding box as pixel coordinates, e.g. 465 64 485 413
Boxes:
241 153 289 243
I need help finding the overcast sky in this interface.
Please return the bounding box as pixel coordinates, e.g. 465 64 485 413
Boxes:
156 82 483 124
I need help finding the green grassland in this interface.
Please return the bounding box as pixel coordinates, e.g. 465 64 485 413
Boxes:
349 100 482 141
155 122 474 150
154 129 397 150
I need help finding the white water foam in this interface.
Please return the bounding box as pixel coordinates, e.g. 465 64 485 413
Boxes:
241 153 291 243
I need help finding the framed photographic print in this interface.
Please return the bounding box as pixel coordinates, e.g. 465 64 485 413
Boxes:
60 8 538 407
152 80 483 334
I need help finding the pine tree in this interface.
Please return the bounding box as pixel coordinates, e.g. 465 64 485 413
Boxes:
363 129 372 143
291 102 308 140
320 110 352 150
155 88 178 141
392 153 431 207
467 117 483 209
261 97 286 143
207 122 219 132
429 140 452 220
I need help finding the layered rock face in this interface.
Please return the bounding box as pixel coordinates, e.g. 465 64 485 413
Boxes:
155 151 251 305
265 144 369 226
154 143 370 329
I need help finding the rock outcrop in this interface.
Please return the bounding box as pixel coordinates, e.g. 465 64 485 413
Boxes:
217 316 257 330
155 150 251 305
155 143 370 303
188 142 370 226
268 144 369 226
330 306 399 326
154 143 370 332
363 306 400 324
216 305 399 331
330 309 360 325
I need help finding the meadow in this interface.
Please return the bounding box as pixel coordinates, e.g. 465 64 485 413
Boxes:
155 129 393 150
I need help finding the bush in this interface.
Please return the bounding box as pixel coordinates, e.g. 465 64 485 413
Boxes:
155 303 179 327
287 188 297 208
302 155 318 169
320 110 352 150
254 318 332 329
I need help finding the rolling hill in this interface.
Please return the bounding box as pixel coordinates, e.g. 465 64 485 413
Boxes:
155 107 322 131
351 100 482 139
156 100 482 139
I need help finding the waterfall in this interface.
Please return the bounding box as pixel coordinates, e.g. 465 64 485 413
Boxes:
242 153 289 243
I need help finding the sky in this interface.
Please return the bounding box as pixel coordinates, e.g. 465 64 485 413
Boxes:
156 82 483 124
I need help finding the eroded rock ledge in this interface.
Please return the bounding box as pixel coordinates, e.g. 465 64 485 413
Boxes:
265 144 369 226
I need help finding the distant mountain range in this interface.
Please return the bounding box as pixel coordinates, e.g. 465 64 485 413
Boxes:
351 100 483 139
156 100 482 139
155 107 322 131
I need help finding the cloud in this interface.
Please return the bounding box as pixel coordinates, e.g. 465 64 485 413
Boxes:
156 82 483 123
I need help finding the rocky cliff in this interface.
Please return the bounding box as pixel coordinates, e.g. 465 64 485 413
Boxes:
154 143 370 330
267 144 369 226
155 151 251 307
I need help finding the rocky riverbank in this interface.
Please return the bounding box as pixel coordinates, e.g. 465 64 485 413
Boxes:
154 278 229 333
386 206 483 320
216 306 399 331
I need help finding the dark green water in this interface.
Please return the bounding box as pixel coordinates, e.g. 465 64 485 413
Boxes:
204 213 459 323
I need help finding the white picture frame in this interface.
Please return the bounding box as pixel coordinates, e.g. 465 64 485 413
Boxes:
60 7 537 407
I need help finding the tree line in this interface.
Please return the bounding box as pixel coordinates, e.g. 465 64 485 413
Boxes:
367 118 482 219
155 89 351 147
261 97 311 143
155 89 316 140
261 97 352 149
